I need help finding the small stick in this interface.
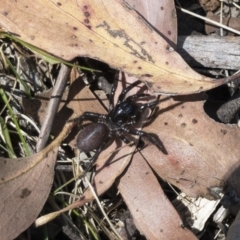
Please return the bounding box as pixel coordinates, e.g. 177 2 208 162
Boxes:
36 64 70 152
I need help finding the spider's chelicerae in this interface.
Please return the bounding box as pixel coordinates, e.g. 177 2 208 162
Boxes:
73 79 165 176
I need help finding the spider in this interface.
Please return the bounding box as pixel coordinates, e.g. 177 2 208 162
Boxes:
72 79 165 176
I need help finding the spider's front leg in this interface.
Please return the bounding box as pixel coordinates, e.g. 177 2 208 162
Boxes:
108 74 119 111
127 128 167 154
117 80 142 103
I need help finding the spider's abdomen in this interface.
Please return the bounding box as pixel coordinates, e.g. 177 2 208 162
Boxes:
76 123 109 152
109 100 141 127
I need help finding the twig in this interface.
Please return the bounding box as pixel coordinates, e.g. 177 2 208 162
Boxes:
176 6 240 35
36 64 70 151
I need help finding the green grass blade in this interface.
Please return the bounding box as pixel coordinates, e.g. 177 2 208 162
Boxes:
4 56 31 97
0 116 16 158
0 87 30 156
0 32 101 72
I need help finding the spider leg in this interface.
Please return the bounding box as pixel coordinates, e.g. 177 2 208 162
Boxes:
117 80 142 103
127 128 167 154
115 130 132 144
109 74 119 111
139 98 159 111
68 112 103 125
125 93 151 102
78 140 110 179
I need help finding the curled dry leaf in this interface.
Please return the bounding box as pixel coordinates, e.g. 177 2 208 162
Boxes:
142 94 240 199
0 122 74 240
0 0 239 94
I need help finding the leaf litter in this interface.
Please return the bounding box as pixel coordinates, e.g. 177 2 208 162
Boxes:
0 0 240 239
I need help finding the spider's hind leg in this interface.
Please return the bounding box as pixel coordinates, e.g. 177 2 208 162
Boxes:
68 112 102 125
116 130 132 145
78 140 109 179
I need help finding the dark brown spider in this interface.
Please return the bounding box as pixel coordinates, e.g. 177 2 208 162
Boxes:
71 79 166 177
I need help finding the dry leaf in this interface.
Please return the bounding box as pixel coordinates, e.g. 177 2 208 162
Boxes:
0 0 239 94
118 152 197 240
142 94 240 199
0 151 57 240
126 0 177 44
0 122 74 240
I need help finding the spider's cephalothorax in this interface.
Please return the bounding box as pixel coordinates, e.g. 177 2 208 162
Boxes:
107 100 141 129
72 79 165 176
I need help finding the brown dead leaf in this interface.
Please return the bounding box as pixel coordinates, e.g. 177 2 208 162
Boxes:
0 151 57 240
0 0 239 94
118 151 197 240
205 12 240 35
126 0 177 44
141 94 240 199
0 122 74 240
